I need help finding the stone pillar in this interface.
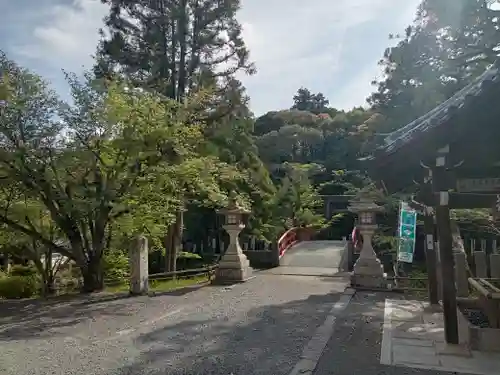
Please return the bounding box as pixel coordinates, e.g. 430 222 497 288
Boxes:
129 235 149 295
490 254 500 278
473 251 488 278
349 198 386 288
454 252 469 297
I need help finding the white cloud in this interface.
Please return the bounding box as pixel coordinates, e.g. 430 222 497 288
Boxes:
6 0 421 114
15 0 108 71
237 0 421 114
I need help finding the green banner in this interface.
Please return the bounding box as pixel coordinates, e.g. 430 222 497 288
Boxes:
397 202 417 263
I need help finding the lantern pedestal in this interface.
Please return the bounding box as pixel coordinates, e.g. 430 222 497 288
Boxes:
215 224 253 284
349 198 387 289
350 224 386 288
213 192 253 284
214 224 253 284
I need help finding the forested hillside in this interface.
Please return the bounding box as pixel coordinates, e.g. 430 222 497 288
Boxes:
0 0 499 297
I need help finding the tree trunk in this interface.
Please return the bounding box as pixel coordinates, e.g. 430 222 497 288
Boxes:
81 257 104 293
42 277 56 297
164 209 183 274
165 224 175 272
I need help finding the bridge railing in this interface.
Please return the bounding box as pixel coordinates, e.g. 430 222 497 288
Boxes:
277 228 299 259
277 227 319 259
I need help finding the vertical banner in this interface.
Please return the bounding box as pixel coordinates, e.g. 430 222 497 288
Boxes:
397 201 417 263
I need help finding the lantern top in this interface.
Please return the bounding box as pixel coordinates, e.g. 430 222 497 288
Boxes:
348 197 383 214
217 191 250 215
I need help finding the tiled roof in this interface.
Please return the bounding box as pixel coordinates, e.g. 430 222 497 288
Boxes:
364 60 500 160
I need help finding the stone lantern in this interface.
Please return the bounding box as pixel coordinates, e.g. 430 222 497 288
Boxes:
348 197 387 288
213 192 253 284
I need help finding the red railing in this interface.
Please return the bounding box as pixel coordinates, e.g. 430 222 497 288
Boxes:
278 228 299 258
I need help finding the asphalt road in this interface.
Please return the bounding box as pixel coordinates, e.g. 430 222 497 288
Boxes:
0 275 348 375
275 240 348 276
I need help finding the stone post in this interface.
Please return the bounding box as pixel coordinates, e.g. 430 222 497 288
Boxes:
490 254 500 278
213 192 253 284
473 251 488 278
129 235 149 295
454 252 469 297
348 197 386 288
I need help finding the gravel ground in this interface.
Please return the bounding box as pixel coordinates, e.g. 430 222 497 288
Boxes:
0 274 347 375
314 291 474 375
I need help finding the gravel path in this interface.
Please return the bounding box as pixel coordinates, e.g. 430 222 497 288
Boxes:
0 274 347 375
314 291 474 375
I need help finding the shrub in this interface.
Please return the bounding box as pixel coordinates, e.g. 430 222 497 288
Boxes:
10 264 37 277
0 275 38 299
177 251 203 270
103 249 129 282
148 249 164 274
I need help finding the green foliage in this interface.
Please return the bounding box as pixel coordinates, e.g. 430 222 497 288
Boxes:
9 265 37 277
177 252 202 260
97 0 255 106
292 87 329 114
0 52 239 292
0 275 37 299
103 250 129 282
177 251 204 270
367 0 500 138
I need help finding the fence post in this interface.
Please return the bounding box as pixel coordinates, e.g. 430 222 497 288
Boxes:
454 252 469 297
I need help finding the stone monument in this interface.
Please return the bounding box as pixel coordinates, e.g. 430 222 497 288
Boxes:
213 192 253 284
349 197 387 288
129 235 149 295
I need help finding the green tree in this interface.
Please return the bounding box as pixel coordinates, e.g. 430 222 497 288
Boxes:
97 0 255 101
272 163 325 229
0 199 67 296
368 0 500 135
0 52 213 291
292 87 329 114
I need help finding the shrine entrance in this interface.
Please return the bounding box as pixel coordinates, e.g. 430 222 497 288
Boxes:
363 60 500 345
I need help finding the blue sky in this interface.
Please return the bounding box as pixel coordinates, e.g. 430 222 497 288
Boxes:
1 0 421 115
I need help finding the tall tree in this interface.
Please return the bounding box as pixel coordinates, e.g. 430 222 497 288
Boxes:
368 0 500 134
97 0 256 270
97 0 255 101
292 87 329 114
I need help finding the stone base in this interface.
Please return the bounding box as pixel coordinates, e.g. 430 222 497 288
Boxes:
129 278 149 296
213 250 254 285
351 272 387 288
213 266 254 285
350 256 386 288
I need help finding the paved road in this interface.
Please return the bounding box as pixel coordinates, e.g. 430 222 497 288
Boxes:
272 240 347 276
0 274 348 375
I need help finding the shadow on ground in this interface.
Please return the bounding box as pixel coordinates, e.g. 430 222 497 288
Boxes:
0 283 208 340
314 291 459 375
108 289 343 375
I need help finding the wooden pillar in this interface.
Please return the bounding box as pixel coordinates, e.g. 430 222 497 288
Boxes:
433 145 459 345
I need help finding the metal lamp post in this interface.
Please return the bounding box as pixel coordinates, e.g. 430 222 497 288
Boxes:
348 197 387 288
213 192 253 284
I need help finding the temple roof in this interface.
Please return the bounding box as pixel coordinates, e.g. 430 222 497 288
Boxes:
363 60 500 161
